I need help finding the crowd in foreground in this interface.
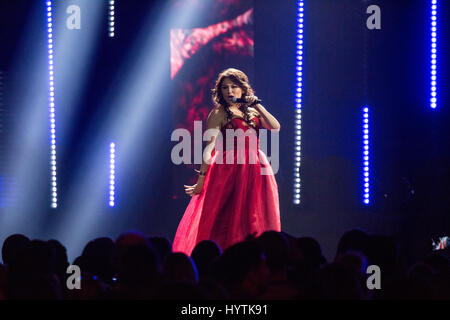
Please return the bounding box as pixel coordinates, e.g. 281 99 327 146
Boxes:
0 229 449 299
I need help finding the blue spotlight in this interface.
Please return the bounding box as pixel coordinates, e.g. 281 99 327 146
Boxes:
46 0 57 208
109 142 115 207
109 0 115 38
293 0 304 205
430 0 438 109
0 71 3 186
362 107 370 205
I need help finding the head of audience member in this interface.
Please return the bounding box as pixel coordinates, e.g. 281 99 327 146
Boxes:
116 242 159 299
26 240 57 275
119 243 159 287
114 231 157 273
81 237 116 284
335 251 368 276
148 236 172 263
116 231 149 249
335 251 371 299
162 252 198 284
335 229 369 261
257 231 290 276
191 240 222 279
212 239 269 298
65 254 113 301
6 239 62 299
2 234 30 267
297 236 327 269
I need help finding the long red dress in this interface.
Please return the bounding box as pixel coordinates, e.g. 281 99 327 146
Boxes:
173 116 281 255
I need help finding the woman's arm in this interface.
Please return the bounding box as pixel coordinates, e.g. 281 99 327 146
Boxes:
198 107 223 172
246 96 280 131
185 107 224 196
254 103 281 131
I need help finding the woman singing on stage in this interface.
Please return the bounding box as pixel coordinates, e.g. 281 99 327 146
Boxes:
173 68 281 255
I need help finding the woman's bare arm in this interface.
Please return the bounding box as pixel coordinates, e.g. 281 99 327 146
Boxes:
249 102 280 131
185 106 224 196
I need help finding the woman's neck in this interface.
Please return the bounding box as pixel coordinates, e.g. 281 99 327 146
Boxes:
228 104 243 110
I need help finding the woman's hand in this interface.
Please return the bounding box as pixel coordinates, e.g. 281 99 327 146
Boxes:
184 177 205 197
243 95 260 107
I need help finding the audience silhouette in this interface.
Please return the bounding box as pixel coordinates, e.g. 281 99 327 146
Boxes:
0 229 448 300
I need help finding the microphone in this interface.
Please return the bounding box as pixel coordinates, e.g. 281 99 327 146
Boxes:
231 96 262 104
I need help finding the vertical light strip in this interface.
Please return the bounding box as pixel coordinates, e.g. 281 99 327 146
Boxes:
293 0 304 205
430 0 438 109
47 1 58 208
362 107 370 205
108 0 115 37
109 142 115 207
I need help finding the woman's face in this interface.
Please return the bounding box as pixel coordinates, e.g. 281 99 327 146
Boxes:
221 77 244 106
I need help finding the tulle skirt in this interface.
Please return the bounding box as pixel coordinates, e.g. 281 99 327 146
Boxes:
173 148 281 255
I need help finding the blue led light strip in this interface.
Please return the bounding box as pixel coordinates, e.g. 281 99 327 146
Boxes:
109 143 115 207
109 0 115 37
46 1 57 208
430 0 438 109
362 107 370 205
293 0 304 205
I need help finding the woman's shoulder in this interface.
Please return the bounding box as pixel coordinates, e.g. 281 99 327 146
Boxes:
208 105 224 117
207 105 227 128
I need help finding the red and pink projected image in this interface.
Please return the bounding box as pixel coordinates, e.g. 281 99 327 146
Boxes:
170 0 255 197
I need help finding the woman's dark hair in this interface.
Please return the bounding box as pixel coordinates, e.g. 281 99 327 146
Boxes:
212 68 259 128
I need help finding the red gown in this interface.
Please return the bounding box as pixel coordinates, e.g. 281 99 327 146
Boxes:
173 116 281 255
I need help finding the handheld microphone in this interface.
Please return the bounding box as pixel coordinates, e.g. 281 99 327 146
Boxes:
231 96 262 104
